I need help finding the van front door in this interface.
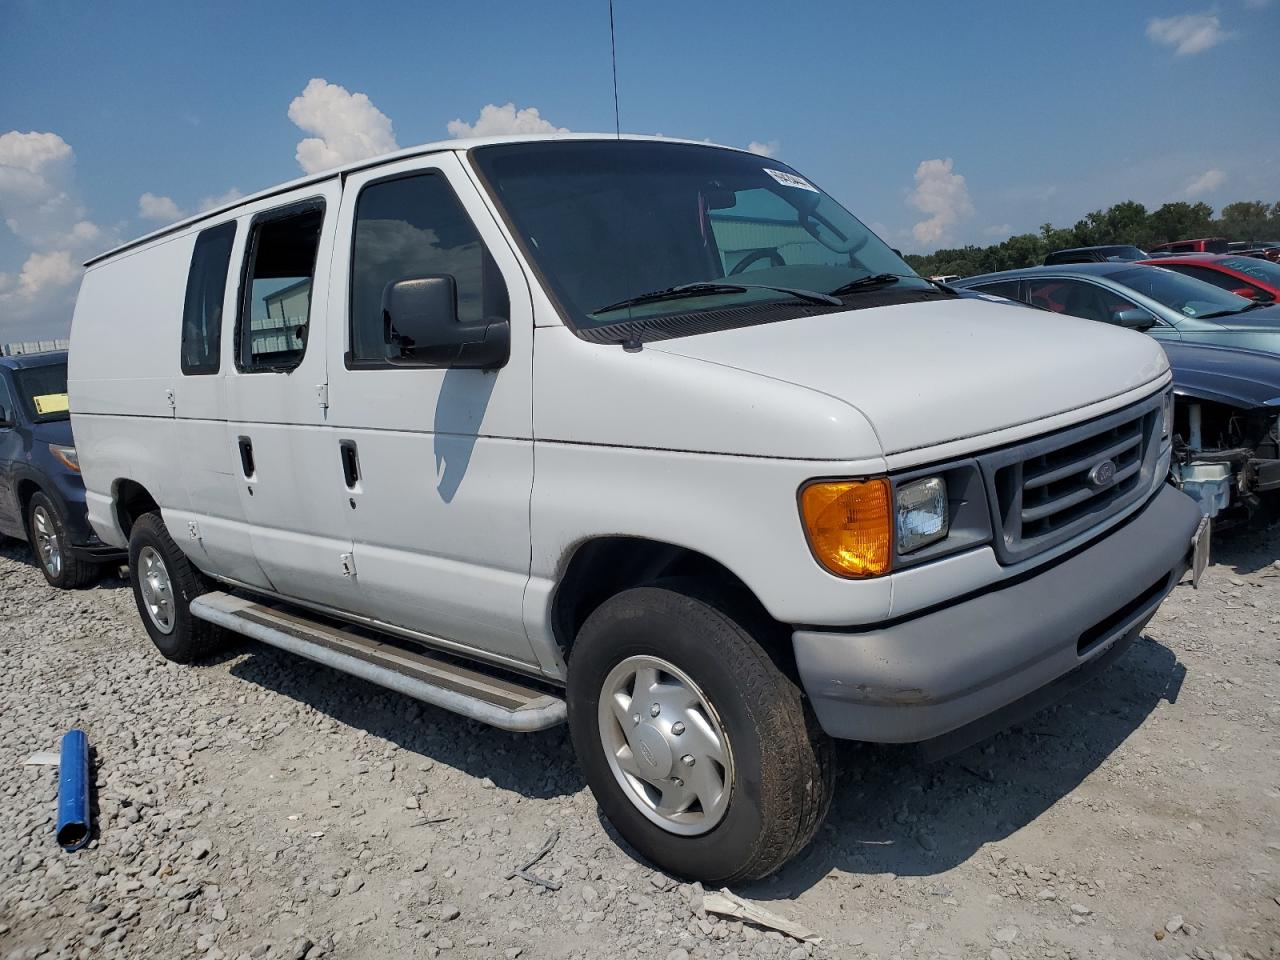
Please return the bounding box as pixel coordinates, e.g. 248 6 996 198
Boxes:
324 154 540 671
224 181 363 611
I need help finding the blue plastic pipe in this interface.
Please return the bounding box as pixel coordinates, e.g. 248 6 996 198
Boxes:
55 729 91 851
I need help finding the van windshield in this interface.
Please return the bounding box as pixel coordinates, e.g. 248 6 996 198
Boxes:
470 140 929 332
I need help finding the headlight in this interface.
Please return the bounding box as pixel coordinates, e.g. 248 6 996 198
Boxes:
799 479 892 578
49 443 80 473
1161 390 1174 439
895 476 948 553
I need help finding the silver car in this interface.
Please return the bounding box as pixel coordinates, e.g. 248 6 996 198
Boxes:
954 262 1280 356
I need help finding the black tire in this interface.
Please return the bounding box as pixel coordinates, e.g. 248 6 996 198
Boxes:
127 512 223 663
27 491 99 589
567 585 835 883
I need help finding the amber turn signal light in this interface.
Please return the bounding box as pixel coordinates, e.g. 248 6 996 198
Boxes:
799 478 893 578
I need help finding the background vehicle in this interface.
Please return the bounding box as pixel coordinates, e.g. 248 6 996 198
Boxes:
1142 254 1280 304
0 351 120 586
70 136 1203 882
1149 237 1229 255
1161 342 1280 526
954 270 1280 524
1233 243 1280 264
1043 244 1148 265
953 263 1280 355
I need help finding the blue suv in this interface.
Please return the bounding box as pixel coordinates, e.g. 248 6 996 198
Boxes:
0 351 122 587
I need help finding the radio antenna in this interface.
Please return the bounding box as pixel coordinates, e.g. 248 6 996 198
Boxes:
608 0 621 138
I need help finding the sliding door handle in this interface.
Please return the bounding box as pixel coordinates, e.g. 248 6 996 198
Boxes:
340 440 360 489
237 437 255 478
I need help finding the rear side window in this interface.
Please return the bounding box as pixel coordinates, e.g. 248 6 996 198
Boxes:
181 221 236 375
349 173 508 365
237 201 325 372
972 280 1022 300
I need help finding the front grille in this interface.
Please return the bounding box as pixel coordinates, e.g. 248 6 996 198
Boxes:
981 394 1163 565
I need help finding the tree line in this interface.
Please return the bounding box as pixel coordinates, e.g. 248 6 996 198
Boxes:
901 200 1280 278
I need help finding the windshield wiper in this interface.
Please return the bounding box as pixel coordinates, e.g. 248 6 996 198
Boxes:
828 273 902 296
1197 302 1265 319
828 273 959 298
593 281 840 315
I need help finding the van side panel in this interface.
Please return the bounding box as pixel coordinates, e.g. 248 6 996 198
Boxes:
70 238 196 548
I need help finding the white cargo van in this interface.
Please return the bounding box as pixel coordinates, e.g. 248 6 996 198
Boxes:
70 135 1208 882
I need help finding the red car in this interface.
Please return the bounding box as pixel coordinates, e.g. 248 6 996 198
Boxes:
1148 237 1229 255
1140 253 1280 304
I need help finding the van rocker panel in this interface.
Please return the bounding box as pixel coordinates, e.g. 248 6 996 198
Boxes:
793 483 1201 743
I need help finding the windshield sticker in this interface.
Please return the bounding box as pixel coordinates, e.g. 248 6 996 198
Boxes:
763 169 818 192
32 393 69 415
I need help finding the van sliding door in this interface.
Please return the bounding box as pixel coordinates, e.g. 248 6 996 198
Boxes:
222 180 363 611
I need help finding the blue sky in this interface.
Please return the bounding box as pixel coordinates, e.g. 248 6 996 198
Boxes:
1 0 1277 341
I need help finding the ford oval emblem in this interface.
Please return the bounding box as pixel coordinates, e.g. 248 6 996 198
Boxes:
1088 459 1117 488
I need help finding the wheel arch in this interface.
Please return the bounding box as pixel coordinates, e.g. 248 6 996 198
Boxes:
112 478 160 540
551 535 789 666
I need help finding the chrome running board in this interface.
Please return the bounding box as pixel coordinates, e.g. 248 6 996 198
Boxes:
190 591 566 732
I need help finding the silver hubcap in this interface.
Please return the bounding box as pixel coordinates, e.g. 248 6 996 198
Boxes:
598 655 733 836
137 546 175 634
32 506 62 578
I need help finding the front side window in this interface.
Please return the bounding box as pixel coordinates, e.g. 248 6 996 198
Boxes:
1108 266 1255 320
13 362 70 423
1026 279 1124 325
237 202 324 372
181 221 236 375
470 140 929 335
349 172 508 364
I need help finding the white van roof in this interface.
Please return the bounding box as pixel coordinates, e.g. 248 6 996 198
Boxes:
85 133 744 268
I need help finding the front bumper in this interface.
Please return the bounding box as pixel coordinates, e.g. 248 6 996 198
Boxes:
792 483 1202 745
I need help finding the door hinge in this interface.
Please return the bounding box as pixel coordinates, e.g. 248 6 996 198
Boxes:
316 384 329 409
166 388 176 414
340 552 356 578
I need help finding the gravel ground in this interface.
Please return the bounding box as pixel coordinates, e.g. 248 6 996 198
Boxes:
1 525 1278 960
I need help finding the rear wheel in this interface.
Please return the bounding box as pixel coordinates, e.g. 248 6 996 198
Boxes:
567 585 834 883
127 512 224 662
27 492 99 589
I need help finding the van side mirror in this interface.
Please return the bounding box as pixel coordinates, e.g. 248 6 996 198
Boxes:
1114 307 1156 332
0 404 13 428
382 276 510 370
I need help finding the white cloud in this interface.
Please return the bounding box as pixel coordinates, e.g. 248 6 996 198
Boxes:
746 140 779 158
1243 0 1272 9
0 130 116 342
907 158 974 248
446 103 569 139
197 187 243 213
984 223 1014 237
288 78 398 175
15 249 78 299
1182 168 1227 197
0 130 83 248
138 192 184 223
1146 13 1230 55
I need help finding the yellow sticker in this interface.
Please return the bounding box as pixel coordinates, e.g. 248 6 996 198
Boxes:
32 393 70 415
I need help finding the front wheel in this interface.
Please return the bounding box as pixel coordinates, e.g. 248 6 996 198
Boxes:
567 585 834 883
27 492 99 589
127 512 224 663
